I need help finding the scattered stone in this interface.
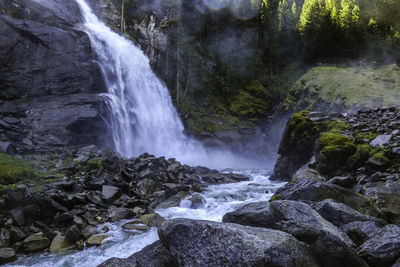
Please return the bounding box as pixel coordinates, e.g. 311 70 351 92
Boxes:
49 235 72 253
0 248 17 265
370 134 392 147
0 228 10 248
107 208 134 222
122 223 150 231
65 225 81 243
22 232 50 252
101 185 121 202
140 213 165 228
86 234 108 246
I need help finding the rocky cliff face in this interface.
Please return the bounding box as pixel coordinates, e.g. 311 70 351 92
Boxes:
0 0 111 153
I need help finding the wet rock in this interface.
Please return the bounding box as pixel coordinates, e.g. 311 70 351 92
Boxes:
0 247 17 265
98 241 175 267
86 234 108 246
122 223 150 231
22 232 50 252
10 209 25 226
154 195 181 209
273 179 369 210
359 224 400 267
189 195 205 209
140 213 165 228
137 178 161 198
49 235 72 253
107 208 134 222
313 199 386 227
158 218 319 266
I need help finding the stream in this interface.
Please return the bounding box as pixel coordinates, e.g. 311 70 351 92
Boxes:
10 169 285 267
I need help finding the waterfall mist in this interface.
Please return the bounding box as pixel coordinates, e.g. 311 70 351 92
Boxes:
75 0 274 169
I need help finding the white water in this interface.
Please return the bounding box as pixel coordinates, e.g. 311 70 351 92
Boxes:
10 170 286 267
73 0 268 169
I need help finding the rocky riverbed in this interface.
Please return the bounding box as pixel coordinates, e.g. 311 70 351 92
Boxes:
99 107 400 267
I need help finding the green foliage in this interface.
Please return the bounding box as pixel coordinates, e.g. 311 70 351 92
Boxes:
230 81 272 117
86 158 102 173
327 120 350 133
0 153 36 185
347 144 372 168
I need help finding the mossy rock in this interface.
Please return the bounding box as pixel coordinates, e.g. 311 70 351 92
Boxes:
319 133 357 159
280 110 319 153
86 158 102 172
347 144 373 169
0 153 36 185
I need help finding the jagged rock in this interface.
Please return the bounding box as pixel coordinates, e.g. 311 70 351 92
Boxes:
101 185 121 202
223 200 367 267
65 225 82 243
0 228 10 248
154 195 182 209
107 208 134 222
359 224 400 267
98 241 175 267
137 178 161 198
86 234 108 246
313 199 386 227
329 176 356 188
140 213 165 228
49 235 72 253
370 135 392 147
22 232 50 252
158 218 319 266
9 209 25 226
372 184 400 224
273 179 369 210
9 226 26 243
340 221 382 246
0 248 17 265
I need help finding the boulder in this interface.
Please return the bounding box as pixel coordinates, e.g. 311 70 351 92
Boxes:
107 208 134 222
9 226 26 243
340 221 382 245
49 235 72 253
65 225 82 243
0 228 10 248
101 185 121 202
223 200 367 267
98 241 175 267
122 223 150 231
86 234 108 246
313 199 386 227
370 135 392 147
273 179 369 210
22 232 50 252
189 195 205 209
0 248 17 265
359 224 400 267
158 218 319 266
329 176 356 188
140 213 165 228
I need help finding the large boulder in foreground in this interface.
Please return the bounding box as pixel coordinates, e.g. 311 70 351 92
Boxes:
158 218 318 267
223 200 367 267
98 241 175 267
358 224 400 267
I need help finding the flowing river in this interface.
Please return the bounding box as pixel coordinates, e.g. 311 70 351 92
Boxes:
10 170 285 267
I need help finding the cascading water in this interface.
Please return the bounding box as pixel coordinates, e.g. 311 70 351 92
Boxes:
74 0 271 169
75 0 202 161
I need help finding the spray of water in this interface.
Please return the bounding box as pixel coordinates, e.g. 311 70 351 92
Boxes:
75 0 270 169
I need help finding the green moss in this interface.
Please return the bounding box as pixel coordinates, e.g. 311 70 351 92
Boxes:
319 133 357 159
86 158 102 172
0 153 36 185
230 81 272 118
327 121 350 133
355 131 379 143
371 151 391 165
347 144 372 168
270 195 282 201
282 63 400 111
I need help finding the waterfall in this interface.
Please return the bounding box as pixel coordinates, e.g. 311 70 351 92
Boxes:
75 0 266 169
